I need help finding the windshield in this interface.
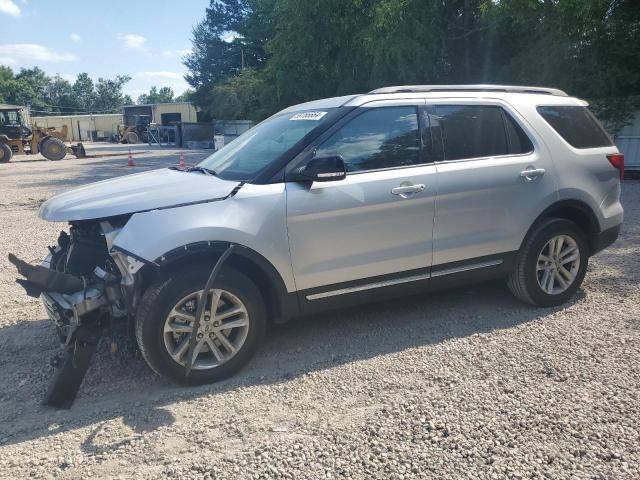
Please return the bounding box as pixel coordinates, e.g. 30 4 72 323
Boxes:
0 110 23 126
198 109 336 181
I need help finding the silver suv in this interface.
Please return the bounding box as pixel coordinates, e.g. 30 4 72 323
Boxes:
11 85 624 397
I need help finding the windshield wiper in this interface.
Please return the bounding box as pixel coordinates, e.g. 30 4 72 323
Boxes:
188 166 218 176
169 165 218 176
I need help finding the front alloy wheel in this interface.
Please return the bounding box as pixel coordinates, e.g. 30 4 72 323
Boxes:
163 289 250 370
136 264 267 385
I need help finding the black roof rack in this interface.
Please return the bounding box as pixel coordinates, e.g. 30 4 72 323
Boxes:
369 84 568 97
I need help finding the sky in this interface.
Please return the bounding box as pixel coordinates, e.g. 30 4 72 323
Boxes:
0 0 210 99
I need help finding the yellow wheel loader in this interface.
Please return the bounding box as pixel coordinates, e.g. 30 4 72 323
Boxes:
0 104 86 162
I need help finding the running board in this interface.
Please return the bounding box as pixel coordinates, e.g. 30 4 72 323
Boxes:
305 259 503 301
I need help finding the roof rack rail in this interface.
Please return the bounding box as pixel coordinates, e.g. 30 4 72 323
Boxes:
369 84 568 97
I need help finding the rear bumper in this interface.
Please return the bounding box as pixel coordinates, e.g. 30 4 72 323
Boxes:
591 224 621 255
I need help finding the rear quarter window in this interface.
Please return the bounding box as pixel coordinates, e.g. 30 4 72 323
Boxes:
537 106 613 149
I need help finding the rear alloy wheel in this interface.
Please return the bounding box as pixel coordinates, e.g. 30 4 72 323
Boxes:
536 234 581 295
136 264 267 385
0 143 12 162
40 137 67 160
508 218 588 307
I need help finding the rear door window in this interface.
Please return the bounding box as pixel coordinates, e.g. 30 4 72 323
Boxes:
537 106 613 149
430 105 526 161
503 112 534 154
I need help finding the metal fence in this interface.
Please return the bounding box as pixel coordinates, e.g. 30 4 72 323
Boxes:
213 120 253 148
181 120 254 149
616 111 640 171
182 122 215 149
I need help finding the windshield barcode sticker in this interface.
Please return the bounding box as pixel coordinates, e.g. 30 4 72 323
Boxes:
289 111 327 121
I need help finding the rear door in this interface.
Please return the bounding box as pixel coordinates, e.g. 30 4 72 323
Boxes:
285 101 437 297
428 101 557 270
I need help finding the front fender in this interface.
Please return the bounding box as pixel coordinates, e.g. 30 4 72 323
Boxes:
112 183 297 292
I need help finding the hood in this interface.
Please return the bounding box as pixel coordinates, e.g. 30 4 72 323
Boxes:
39 168 241 222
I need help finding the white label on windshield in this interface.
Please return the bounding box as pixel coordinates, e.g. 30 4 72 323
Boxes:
289 111 327 121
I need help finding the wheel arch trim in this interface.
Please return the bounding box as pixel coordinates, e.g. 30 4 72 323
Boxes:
522 199 600 254
151 241 300 323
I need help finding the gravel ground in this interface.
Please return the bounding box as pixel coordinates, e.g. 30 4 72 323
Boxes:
0 146 638 479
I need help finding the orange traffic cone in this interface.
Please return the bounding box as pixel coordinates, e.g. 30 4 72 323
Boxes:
179 152 185 168
127 149 135 167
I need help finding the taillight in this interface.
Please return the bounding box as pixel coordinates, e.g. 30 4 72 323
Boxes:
607 153 625 181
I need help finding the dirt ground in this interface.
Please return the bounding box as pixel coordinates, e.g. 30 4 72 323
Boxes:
0 144 638 479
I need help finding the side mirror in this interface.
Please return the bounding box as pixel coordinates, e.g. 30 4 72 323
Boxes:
295 155 347 182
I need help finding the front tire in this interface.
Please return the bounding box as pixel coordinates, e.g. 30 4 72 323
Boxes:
135 263 267 385
40 137 67 160
0 143 12 162
508 218 589 307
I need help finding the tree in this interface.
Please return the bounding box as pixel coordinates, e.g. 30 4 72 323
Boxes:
14 67 50 111
45 76 74 114
196 68 272 121
0 67 134 115
185 0 640 131
0 66 13 103
93 75 132 111
184 0 272 88
480 0 640 130
175 89 195 103
137 86 175 104
72 73 96 111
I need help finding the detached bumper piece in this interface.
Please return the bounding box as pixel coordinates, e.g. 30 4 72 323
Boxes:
8 253 84 297
45 327 99 409
9 253 121 408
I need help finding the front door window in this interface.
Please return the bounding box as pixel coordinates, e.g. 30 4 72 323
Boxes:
315 106 421 172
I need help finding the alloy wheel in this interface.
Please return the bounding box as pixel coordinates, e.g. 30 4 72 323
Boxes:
536 234 581 295
163 289 250 370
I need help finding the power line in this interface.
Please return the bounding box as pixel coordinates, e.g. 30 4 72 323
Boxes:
27 107 123 115
23 101 126 114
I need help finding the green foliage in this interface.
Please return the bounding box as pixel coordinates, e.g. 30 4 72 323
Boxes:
184 0 271 87
72 73 96 111
175 89 196 103
137 86 175 105
186 0 640 132
93 75 132 111
196 69 273 121
0 67 132 115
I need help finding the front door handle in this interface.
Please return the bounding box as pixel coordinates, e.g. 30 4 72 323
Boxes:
520 168 545 181
391 184 426 196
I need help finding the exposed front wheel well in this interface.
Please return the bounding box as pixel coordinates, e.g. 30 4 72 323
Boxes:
138 244 296 326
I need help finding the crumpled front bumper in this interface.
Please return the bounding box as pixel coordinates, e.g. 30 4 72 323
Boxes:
37 253 120 342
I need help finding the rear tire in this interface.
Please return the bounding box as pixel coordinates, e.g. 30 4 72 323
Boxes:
0 143 12 162
40 137 67 160
125 132 139 144
135 263 267 385
508 218 589 307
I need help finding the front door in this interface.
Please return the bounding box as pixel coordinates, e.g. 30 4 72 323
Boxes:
285 103 436 298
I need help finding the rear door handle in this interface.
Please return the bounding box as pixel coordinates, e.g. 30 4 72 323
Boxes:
520 168 545 181
391 184 426 195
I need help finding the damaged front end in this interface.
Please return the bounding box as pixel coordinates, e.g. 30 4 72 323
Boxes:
9 218 146 408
